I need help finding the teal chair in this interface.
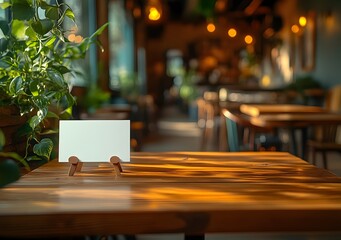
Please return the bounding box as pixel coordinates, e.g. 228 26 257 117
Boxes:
222 108 282 152
225 115 240 151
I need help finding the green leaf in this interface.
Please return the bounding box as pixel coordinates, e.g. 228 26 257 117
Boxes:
0 58 11 69
40 19 54 34
9 76 23 94
53 65 70 74
39 1 49 10
79 37 91 53
29 80 40 96
51 28 65 42
31 19 53 35
33 98 49 118
45 36 56 46
33 138 53 160
37 108 48 120
90 22 109 39
29 115 41 130
11 19 28 40
12 2 34 20
45 6 59 20
47 68 66 88
65 92 75 108
60 107 73 119
0 39 9 55
0 129 5 151
25 25 38 40
64 8 75 22
0 2 11 10
79 23 108 53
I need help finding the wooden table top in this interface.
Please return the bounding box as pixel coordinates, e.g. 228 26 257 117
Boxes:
249 113 341 128
238 104 341 128
240 104 325 117
1 152 341 237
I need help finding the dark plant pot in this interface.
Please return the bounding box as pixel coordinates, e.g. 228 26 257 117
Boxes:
0 105 27 155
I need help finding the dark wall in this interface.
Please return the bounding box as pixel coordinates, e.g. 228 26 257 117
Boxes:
298 0 341 88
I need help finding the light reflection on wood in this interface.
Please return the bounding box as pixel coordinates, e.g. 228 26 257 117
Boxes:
1 152 341 237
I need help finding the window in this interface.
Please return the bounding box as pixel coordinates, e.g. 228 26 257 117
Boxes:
108 0 134 90
64 0 97 87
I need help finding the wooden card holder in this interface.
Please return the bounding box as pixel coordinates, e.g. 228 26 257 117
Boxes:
68 155 123 177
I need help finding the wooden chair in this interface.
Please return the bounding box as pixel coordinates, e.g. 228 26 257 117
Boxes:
307 85 341 168
221 108 282 152
199 92 220 150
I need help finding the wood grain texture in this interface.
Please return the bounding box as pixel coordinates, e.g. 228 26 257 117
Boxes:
237 104 341 128
1 152 341 237
249 113 341 128
240 104 325 117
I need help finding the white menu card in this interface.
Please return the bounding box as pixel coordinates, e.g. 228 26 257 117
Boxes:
58 120 130 162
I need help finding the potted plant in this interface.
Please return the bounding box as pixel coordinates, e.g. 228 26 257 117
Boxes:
0 0 108 173
286 75 325 105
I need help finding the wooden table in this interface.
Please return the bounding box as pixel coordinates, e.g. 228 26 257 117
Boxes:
238 104 341 158
240 104 326 118
1 152 341 239
240 104 341 128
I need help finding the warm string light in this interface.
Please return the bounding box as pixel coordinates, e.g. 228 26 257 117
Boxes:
227 28 237 38
207 23 216 32
291 24 300 33
291 15 307 34
145 0 162 22
244 35 253 44
148 7 161 21
299 16 307 27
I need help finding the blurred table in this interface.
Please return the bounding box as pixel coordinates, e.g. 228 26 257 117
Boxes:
240 104 326 117
1 152 341 239
239 104 341 158
240 104 341 127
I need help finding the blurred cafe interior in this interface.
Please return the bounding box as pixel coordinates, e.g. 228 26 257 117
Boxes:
2 0 341 172
68 0 341 173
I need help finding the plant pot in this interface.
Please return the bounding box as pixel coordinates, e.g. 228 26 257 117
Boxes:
0 105 27 155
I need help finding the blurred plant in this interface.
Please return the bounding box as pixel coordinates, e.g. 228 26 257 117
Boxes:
286 75 323 104
179 68 199 103
80 84 111 113
287 75 321 92
119 72 140 103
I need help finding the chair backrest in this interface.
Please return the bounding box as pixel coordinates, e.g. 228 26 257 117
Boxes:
327 85 341 143
226 116 240 152
325 84 341 112
314 84 341 143
222 109 249 152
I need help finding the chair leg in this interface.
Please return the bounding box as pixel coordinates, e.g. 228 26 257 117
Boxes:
200 127 207 151
322 151 328 169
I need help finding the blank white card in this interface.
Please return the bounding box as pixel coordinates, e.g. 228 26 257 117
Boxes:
58 120 130 162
